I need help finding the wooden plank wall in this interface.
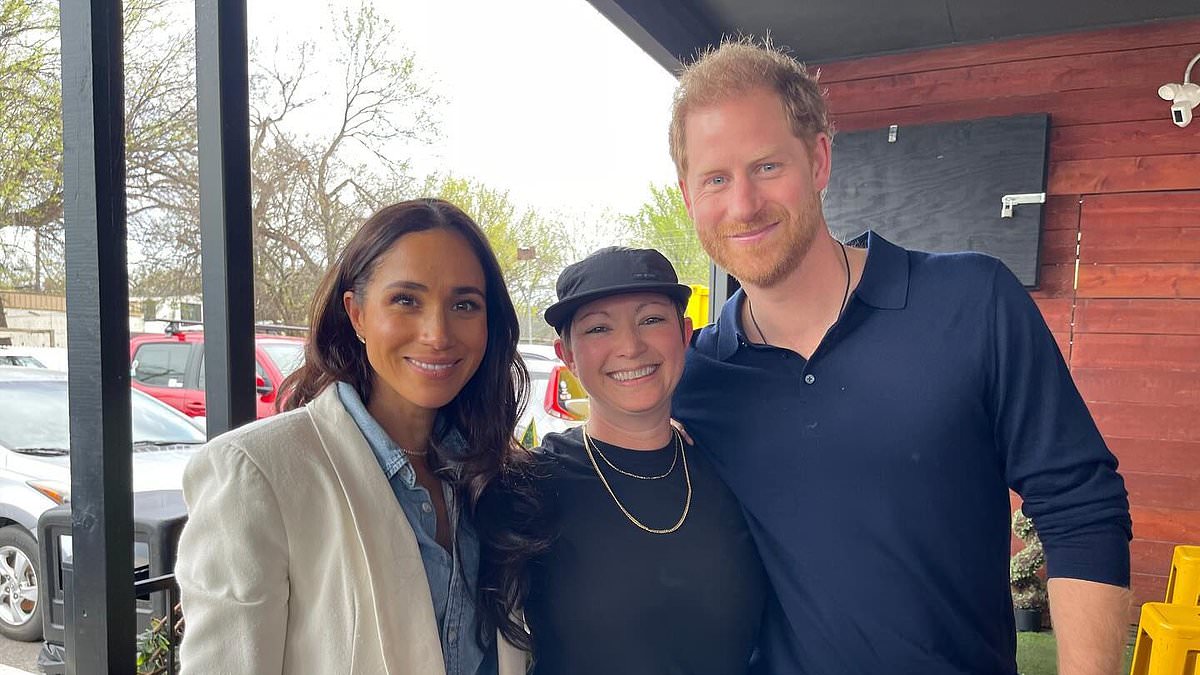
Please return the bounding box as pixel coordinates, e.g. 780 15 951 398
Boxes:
819 18 1200 615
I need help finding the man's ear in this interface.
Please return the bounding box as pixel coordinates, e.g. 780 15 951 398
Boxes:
681 315 694 345
343 291 363 336
810 132 833 193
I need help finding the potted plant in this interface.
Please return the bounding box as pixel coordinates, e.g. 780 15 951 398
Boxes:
1010 507 1048 632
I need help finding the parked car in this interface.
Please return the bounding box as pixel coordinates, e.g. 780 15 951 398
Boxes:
0 347 68 371
516 345 587 446
0 366 205 641
129 327 305 424
0 348 46 368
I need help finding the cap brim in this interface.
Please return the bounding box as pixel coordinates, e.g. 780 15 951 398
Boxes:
544 283 693 332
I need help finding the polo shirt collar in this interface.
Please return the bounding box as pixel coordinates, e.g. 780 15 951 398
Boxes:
714 287 749 361
712 230 909 361
855 231 909 311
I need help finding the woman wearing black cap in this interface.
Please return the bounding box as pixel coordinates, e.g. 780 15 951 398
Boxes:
475 247 767 675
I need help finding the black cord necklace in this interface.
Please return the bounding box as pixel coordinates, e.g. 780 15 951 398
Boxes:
748 242 851 345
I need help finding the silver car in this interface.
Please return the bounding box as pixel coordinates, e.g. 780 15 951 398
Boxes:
0 367 205 641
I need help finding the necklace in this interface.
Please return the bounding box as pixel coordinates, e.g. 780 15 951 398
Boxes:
587 427 679 480
582 428 692 535
748 242 851 345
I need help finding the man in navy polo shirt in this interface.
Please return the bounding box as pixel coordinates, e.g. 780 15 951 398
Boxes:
669 39 1132 674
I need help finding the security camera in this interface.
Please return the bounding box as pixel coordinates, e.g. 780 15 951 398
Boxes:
1158 81 1200 128
1173 102 1193 128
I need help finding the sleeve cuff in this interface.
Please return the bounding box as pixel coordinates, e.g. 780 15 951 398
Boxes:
1043 525 1131 587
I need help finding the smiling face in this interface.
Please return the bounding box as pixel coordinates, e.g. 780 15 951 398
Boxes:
679 86 832 289
556 292 693 426
344 227 488 421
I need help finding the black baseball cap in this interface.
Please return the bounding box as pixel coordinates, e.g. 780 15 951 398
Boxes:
544 246 692 333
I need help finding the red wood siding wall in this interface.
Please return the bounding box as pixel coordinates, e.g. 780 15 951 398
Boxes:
820 18 1200 614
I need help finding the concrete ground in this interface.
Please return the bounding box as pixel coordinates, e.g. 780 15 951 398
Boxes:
0 636 39 674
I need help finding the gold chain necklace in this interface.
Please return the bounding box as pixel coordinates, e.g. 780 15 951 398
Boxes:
582 428 692 535
588 430 679 480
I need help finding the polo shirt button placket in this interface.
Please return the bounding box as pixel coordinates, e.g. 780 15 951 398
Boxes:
804 373 816 385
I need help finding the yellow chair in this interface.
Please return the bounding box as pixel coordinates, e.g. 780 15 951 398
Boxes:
685 284 710 329
1167 546 1200 606
1129 603 1200 675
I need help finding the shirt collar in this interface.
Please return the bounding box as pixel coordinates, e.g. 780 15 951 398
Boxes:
712 230 909 361
854 231 910 311
336 381 472 487
713 287 750 361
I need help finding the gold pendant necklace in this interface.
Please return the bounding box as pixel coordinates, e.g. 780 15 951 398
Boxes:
582 428 692 535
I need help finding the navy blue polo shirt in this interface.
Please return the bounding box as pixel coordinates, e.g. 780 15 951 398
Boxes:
673 232 1131 675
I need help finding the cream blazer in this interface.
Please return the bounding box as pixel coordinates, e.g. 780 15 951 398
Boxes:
175 384 527 674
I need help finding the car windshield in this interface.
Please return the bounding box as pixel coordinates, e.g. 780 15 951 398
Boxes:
0 355 45 368
0 381 206 451
260 342 304 379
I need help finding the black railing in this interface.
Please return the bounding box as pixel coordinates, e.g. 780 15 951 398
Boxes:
132 574 182 675
38 493 188 674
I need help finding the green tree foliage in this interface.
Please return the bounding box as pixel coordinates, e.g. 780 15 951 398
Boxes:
1010 507 1047 611
0 0 61 289
243 3 441 323
623 183 709 286
1 0 440 326
2 0 575 340
126 2 442 324
0 0 200 293
426 174 568 343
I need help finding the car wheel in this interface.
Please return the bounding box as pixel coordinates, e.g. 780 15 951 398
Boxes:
0 526 42 641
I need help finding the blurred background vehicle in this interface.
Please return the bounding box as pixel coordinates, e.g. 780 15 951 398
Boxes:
0 349 45 368
129 323 305 426
0 367 205 641
516 345 587 447
0 348 68 372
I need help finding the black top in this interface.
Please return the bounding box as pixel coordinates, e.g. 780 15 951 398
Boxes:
524 427 766 675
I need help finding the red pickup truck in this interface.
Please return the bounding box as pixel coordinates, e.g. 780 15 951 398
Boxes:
129 329 305 422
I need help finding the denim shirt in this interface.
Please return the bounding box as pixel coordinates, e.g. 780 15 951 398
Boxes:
337 382 497 675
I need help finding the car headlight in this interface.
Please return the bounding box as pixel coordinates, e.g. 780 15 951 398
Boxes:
28 480 71 505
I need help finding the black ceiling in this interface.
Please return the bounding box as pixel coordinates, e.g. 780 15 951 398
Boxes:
586 0 1200 69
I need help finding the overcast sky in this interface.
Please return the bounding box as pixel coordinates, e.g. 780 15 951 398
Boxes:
247 0 682 222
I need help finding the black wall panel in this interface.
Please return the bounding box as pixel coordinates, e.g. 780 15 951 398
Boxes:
824 114 1050 287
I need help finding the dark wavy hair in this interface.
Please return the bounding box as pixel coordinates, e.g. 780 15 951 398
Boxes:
475 452 556 651
278 198 529 508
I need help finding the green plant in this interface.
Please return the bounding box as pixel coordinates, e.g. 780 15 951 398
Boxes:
1010 507 1048 611
136 610 182 675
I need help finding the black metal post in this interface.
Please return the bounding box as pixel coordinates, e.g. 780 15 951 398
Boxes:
59 0 135 671
196 0 256 437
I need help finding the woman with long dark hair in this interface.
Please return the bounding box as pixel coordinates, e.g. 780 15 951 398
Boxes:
176 199 529 675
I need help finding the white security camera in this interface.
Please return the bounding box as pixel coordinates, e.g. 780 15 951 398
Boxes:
1160 53 1200 128
1173 101 1194 128
1158 82 1200 128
